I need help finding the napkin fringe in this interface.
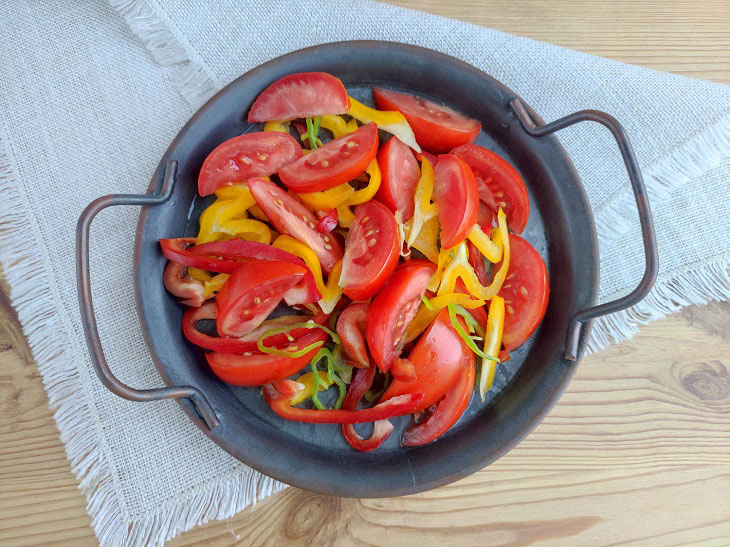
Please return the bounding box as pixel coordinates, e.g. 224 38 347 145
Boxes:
110 0 219 108
586 255 730 354
596 114 730 246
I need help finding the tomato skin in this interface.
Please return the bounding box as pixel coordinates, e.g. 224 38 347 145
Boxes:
451 144 530 234
375 137 421 221
401 353 475 446
433 155 479 248
163 261 206 306
248 177 343 273
340 201 401 301
182 302 328 353
216 261 306 338
373 87 481 153
279 123 379 193
381 308 471 411
467 239 490 287
366 259 435 375
315 209 338 233
247 72 350 122
336 303 370 368
341 365 394 451
197 132 302 196
493 234 549 350
205 329 328 386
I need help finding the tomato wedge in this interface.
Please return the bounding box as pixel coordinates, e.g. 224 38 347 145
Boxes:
278 123 378 193
373 87 481 153
336 302 370 367
248 177 343 273
433 154 479 248
216 261 307 338
163 261 206 307
366 259 435 376
205 328 328 386
381 308 472 411
401 353 475 446
493 234 549 351
197 132 302 196
451 144 530 233
374 136 420 221
182 303 328 353
340 201 400 301
247 72 350 122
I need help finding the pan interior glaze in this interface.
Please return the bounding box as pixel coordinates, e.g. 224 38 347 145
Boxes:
135 41 598 497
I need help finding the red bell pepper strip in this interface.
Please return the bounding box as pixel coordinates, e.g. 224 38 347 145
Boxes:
401 355 475 446
182 303 329 353
335 302 370 368
264 379 424 423
205 329 328 386
467 240 490 287
341 365 394 451
160 238 321 302
316 209 338 234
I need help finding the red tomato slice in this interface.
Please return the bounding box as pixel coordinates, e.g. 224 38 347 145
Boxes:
433 154 479 248
248 177 343 273
335 303 370 368
466 239 490 287
401 352 475 446
163 261 206 307
340 201 400 301
197 132 302 196
373 87 481 153
476 201 495 229
278 123 379 193
381 308 471 411
451 144 530 234
366 259 435 376
493 234 549 351
374 136 421 221
341 366 394 451
216 261 307 338
247 72 350 123
205 329 328 386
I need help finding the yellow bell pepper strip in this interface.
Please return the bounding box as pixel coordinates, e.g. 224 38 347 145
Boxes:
467 224 502 263
214 181 264 201
409 215 440 264
248 204 268 222
343 159 381 206
406 156 437 248
402 292 486 344
290 370 333 406
204 273 229 297
347 96 421 152
198 185 272 243
272 235 343 314
427 246 454 292
438 208 510 299
320 115 356 138
264 120 291 133
479 295 505 400
337 204 356 228
298 183 354 211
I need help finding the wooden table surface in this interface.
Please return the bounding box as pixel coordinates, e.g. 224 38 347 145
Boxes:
1 1 728 545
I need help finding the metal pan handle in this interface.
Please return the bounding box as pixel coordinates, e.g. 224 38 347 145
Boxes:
76 159 220 429
509 98 658 361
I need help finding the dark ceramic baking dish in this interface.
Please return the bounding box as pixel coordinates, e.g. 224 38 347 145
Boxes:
77 41 657 497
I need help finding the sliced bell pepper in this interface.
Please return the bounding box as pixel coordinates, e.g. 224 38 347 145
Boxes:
427 246 453 292
341 365 394 451
318 114 356 139
214 183 258 201
438 208 510 299
347 96 421 152
298 183 355 211
187 267 212 284
479 295 505 400
204 272 229 297
290 370 333 405
337 203 356 228
248 204 269 222
264 379 424 423
408 215 440 264
197 186 271 244
343 158 381 206
263 120 291 133
319 260 343 314
467 223 502 263
405 156 437 248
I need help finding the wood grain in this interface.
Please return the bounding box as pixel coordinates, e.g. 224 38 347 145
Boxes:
1 1 729 545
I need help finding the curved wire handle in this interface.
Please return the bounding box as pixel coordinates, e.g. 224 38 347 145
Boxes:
509 98 659 361
76 160 220 429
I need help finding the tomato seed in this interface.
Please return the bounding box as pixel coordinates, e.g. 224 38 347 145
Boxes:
495 191 504 197
321 160 330 167
506 305 514 315
258 153 268 161
324 244 333 250
275 199 283 206
368 239 377 247
498 201 507 207
520 286 528 296
346 141 357 148
361 216 369 223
